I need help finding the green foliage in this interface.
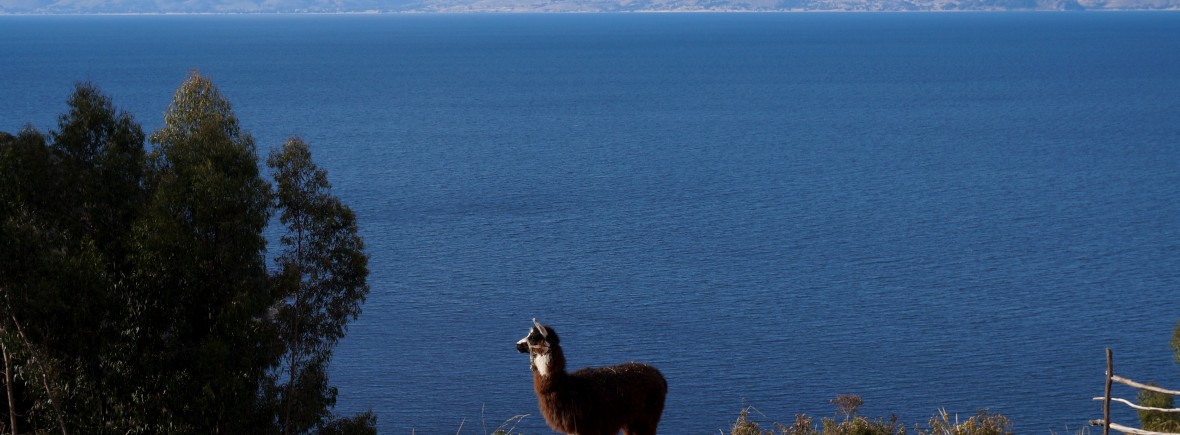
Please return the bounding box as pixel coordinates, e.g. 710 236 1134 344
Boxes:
1 83 148 434
1137 387 1180 433
1134 319 1180 434
2 74 373 434
1172 319 1180 368
50 82 147 263
267 137 371 434
131 70 276 432
318 410 378 435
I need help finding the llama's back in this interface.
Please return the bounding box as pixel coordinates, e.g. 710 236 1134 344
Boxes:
571 361 667 434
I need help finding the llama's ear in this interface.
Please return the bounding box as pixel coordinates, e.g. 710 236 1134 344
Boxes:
532 318 547 338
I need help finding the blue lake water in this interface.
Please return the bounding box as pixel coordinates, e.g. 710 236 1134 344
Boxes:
2 12 1180 434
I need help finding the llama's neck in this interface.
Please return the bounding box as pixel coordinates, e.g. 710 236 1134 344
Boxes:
532 345 567 391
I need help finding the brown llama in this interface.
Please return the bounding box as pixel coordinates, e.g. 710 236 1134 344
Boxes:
516 319 667 435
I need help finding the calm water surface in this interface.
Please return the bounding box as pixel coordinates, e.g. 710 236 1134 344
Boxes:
2 13 1179 434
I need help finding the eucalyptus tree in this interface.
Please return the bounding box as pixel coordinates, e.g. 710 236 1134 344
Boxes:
2 74 375 435
1 83 146 434
267 137 371 435
50 83 147 266
133 71 277 433
0 127 72 435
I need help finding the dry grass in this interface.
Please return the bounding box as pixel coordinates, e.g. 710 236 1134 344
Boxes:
725 395 1012 435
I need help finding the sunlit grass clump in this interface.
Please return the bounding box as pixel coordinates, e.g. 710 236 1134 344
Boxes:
729 395 1013 435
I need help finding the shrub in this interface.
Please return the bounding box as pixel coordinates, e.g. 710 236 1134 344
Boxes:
732 407 773 435
778 414 821 435
1137 388 1180 433
921 409 1012 435
824 415 905 435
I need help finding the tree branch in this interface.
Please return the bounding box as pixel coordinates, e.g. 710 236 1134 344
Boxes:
8 314 69 435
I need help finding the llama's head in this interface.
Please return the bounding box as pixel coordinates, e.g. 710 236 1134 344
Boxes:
516 318 560 353
516 318 561 376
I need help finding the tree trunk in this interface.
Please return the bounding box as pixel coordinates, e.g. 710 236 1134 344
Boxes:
2 338 17 435
283 227 306 435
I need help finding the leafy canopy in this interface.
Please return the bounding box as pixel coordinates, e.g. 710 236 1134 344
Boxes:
1 73 374 435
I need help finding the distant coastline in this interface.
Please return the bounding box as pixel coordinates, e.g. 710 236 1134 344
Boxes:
3 0 1180 15
4 9 1180 14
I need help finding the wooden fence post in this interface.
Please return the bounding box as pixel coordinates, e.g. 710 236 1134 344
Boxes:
1105 348 1113 435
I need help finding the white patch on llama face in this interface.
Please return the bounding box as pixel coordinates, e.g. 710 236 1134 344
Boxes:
533 352 551 377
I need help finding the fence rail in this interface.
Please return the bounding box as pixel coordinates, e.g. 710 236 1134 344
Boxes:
1088 348 1180 435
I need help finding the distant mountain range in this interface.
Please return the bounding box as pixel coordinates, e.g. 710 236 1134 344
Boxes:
1 0 1177 13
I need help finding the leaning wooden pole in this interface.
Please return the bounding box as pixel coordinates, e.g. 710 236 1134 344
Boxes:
1105 348 1114 435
